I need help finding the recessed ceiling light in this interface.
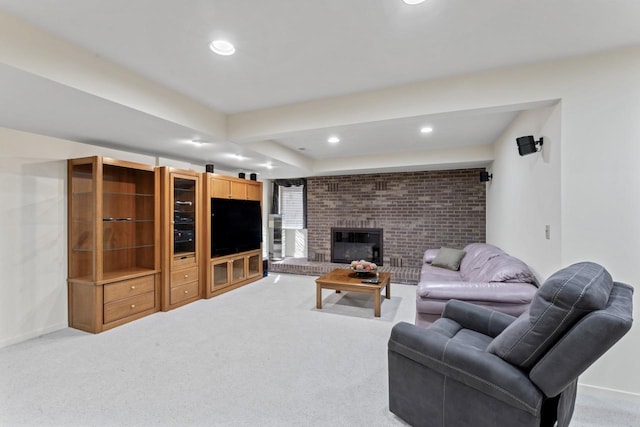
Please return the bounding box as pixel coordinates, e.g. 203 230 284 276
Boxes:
402 0 426 4
210 39 235 56
420 127 434 134
328 136 340 144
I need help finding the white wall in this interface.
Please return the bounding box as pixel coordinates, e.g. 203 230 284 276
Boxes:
482 50 640 393
0 128 211 348
556 54 640 392
487 104 562 280
0 127 159 347
283 229 308 258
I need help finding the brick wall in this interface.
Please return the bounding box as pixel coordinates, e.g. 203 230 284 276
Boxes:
307 169 486 269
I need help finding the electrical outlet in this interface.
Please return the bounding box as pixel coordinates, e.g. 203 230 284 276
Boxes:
545 225 551 240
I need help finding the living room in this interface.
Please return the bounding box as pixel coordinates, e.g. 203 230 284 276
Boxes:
1 2 639 425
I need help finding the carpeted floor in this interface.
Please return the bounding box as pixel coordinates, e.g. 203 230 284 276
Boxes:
0 273 638 426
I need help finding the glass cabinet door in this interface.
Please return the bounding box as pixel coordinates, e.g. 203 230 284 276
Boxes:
173 177 197 259
212 260 230 289
69 161 96 281
247 253 261 278
232 258 246 282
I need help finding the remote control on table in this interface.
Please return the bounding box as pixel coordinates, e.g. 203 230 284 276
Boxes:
361 279 379 284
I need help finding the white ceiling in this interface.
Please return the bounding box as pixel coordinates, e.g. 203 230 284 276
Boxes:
1 0 640 177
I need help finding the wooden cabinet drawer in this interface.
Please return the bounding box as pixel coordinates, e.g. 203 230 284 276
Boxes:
171 266 198 287
173 252 196 267
104 291 155 324
170 281 199 305
104 275 155 303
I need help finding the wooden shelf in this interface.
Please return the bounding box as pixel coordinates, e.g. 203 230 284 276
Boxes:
67 156 160 333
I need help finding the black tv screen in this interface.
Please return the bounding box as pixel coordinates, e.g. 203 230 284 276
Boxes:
211 198 262 257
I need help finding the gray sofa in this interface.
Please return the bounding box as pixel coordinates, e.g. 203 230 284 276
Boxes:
416 243 538 327
389 262 634 427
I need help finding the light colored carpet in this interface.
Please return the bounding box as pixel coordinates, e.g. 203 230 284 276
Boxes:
0 273 638 426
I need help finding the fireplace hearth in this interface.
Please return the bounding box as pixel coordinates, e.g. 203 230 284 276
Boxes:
331 228 383 265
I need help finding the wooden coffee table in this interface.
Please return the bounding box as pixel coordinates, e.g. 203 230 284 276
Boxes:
315 269 391 317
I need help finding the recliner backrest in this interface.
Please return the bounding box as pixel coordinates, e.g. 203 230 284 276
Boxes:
529 282 633 397
486 262 615 369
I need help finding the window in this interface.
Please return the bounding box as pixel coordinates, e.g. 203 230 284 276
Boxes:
280 185 304 229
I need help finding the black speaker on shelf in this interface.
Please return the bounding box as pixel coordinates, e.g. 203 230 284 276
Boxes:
205 164 214 173
238 172 246 179
250 173 257 181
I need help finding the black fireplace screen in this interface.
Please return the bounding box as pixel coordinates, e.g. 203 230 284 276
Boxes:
331 228 383 265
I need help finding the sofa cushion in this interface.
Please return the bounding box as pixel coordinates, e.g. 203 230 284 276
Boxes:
487 262 613 369
432 247 466 271
460 243 504 281
423 249 440 264
469 255 537 285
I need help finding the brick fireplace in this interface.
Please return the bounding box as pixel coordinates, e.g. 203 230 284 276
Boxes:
306 169 486 270
331 227 383 265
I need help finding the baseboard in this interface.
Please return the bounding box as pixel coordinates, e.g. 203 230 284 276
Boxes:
0 322 68 349
578 383 640 400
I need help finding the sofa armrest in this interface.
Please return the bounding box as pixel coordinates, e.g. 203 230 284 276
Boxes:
442 300 516 337
388 322 542 416
417 281 537 304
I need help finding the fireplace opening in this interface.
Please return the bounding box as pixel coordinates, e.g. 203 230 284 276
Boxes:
331 228 383 265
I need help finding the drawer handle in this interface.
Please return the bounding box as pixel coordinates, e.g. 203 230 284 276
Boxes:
130 304 136 308
184 274 189 278
184 290 189 294
131 285 136 290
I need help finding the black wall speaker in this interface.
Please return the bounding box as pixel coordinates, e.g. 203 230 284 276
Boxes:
238 172 246 179
480 171 492 182
205 164 214 173
516 135 543 156
250 173 257 181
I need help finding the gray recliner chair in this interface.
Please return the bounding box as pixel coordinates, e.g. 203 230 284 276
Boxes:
388 262 633 427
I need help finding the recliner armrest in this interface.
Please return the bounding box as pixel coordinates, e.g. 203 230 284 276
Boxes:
442 299 516 337
388 321 542 416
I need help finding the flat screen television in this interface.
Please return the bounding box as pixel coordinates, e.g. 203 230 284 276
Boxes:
211 198 262 257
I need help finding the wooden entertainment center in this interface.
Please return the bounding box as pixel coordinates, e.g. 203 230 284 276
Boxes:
67 156 263 333
203 174 263 298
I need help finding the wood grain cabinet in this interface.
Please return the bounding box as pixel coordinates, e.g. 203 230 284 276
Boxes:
67 156 160 333
208 250 262 297
208 173 261 201
204 173 263 298
159 168 203 311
